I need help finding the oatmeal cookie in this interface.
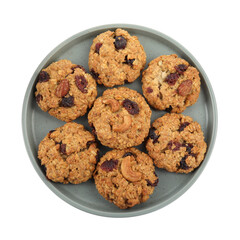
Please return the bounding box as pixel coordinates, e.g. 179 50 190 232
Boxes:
88 87 151 149
146 113 207 173
88 28 146 87
35 59 97 122
142 54 200 113
94 148 158 209
38 122 99 184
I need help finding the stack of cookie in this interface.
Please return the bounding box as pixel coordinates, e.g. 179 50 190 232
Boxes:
36 28 207 209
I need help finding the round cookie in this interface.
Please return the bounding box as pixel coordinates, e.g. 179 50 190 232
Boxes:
38 122 99 184
142 54 200 113
35 59 97 122
88 87 151 149
88 28 146 87
94 148 158 209
146 113 207 173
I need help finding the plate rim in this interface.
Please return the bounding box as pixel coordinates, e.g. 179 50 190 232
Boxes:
22 23 218 218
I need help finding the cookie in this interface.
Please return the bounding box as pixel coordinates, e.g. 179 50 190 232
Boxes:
88 87 151 149
35 59 97 122
38 122 99 184
146 113 207 173
94 148 158 209
142 54 200 113
88 28 146 87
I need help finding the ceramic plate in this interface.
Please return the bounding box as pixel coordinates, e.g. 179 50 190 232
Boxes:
22 24 217 217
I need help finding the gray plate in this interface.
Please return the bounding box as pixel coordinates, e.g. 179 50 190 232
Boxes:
22 24 217 218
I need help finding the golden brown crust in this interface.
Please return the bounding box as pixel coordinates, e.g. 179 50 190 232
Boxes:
38 122 99 184
142 54 200 113
88 87 151 149
35 59 97 122
94 148 158 209
146 113 207 173
88 28 146 87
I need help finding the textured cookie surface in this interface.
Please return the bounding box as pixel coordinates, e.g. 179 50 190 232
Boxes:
89 28 146 87
142 54 200 113
88 87 151 149
35 59 97 122
94 148 158 209
146 113 207 173
38 122 99 184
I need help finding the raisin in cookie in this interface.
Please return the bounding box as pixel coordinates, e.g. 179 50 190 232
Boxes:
88 28 146 87
146 113 207 173
35 59 97 122
38 122 99 184
88 87 151 149
94 148 158 209
142 54 200 113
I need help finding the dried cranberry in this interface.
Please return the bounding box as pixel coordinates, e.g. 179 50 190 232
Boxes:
38 71 50 82
114 36 127 50
86 140 95 148
167 141 173 149
146 87 153 93
165 73 179 85
60 96 74 107
75 75 88 93
122 99 139 115
190 152 197 158
36 94 43 103
179 122 190 132
168 141 182 151
175 64 188 75
185 143 193 154
179 155 190 170
71 65 86 73
95 42 102 54
60 144 67 154
100 159 118 172
90 69 99 80
146 178 159 187
122 152 136 158
182 143 196 157
123 55 135 66
149 127 159 144
174 142 182 151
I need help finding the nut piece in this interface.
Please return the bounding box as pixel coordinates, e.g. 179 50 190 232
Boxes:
177 80 192 96
103 99 120 112
112 115 132 132
55 79 70 97
121 156 141 182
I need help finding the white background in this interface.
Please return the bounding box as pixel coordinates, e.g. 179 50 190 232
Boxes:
1 0 239 239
